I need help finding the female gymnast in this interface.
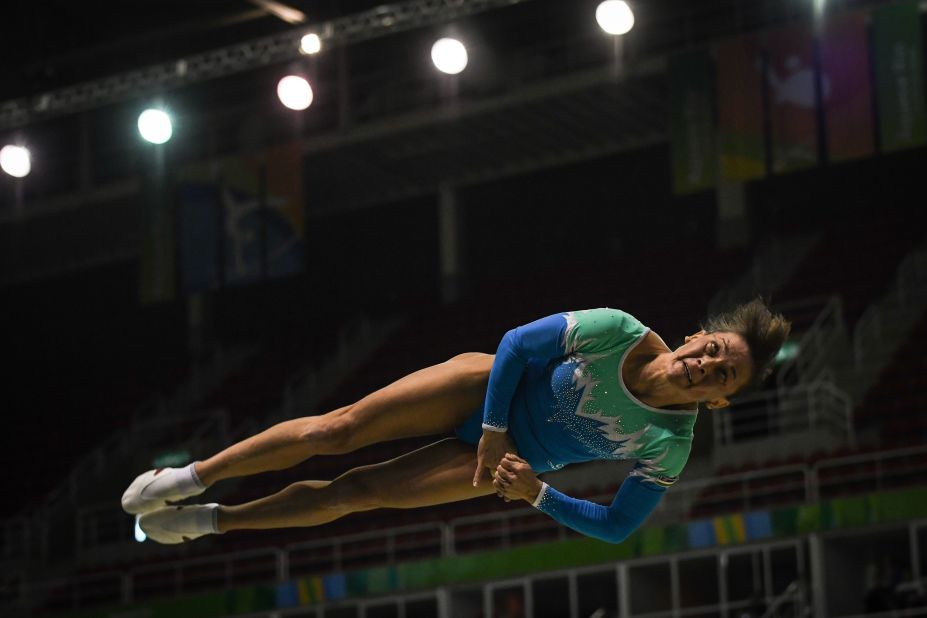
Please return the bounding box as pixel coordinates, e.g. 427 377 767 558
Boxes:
122 299 790 544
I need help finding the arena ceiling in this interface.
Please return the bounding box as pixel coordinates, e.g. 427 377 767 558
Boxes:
0 0 886 218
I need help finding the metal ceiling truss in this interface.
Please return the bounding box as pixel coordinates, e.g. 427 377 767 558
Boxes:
0 0 533 131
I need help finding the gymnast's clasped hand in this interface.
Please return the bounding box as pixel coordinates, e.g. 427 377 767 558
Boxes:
492 453 543 504
472 428 542 503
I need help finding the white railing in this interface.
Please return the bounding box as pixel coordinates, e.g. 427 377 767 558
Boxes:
776 295 846 393
714 378 854 451
853 303 885 370
762 580 809 618
26 443 927 615
855 247 927 369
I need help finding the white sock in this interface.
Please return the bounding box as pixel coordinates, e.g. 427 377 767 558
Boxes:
146 462 207 500
192 503 221 535
161 503 222 535
187 462 207 490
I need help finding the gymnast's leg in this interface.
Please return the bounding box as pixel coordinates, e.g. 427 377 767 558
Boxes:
138 438 493 542
122 353 493 514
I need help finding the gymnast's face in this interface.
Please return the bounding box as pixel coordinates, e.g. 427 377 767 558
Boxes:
668 330 753 409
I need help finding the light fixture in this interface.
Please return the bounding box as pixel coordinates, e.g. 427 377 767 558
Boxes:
0 145 31 178
300 33 322 55
137 109 173 144
431 38 468 75
277 75 314 110
596 1 635 36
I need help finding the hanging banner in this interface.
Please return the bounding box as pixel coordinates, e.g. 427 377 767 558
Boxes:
178 169 222 294
261 142 305 279
820 11 875 162
138 164 176 304
218 155 265 288
669 49 717 194
177 144 305 294
766 23 819 173
873 1 927 152
715 36 766 180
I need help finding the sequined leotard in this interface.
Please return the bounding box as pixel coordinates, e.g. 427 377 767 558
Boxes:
454 308 698 543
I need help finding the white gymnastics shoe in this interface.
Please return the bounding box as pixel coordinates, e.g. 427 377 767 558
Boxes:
121 464 206 515
138 503 220 544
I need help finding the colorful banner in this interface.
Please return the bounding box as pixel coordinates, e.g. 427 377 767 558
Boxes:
872 1 927 152
259 142 305 279
669 49 717 194
222 143 305 285
820 11 875 162
178 144 305 294
138 166 176 304
715 36 766 180
765 23 819 173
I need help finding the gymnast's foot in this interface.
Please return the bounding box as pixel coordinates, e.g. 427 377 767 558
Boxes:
138 504 221 544
121 463 207 515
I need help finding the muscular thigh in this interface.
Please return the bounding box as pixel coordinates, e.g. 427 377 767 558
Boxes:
332 352 494 450
337 438 495 510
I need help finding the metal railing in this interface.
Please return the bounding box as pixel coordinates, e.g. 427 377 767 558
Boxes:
762 580 810 618
776 295 847 392
811 443 927 502
714 378 854 452
17 443 927 615
854 247 927 370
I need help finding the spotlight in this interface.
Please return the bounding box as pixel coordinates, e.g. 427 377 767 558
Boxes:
137 109 173 144
596 1 635 35
813 0 826 19
431 38 468 75
0 145 31 178
277 75 313 110
300 33 321 55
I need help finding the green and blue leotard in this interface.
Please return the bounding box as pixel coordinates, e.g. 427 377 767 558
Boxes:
455 308 697 543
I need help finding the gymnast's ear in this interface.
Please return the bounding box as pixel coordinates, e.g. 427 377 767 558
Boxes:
684 330 707 344
705 397 731 410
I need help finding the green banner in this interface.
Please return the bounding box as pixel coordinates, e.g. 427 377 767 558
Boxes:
716 36 766 180
873 1 927 152
669 49 717 194
766 23 819 172
820 11 875 162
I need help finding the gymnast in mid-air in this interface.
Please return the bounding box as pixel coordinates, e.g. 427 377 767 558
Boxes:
122 298 790 544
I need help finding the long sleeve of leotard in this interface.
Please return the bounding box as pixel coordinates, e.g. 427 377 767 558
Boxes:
532 466 667 544
482 313 568 431
482 309 637 431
